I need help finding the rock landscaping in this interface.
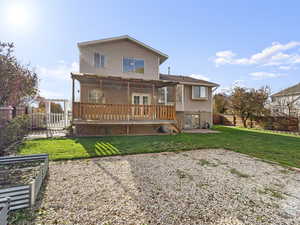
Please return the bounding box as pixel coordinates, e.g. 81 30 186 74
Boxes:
11 149 300 225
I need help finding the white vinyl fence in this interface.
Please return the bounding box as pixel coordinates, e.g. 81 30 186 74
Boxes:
30 112 70 130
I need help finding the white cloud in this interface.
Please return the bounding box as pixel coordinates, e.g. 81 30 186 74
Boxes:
189 74 210 81
214 41 300 67
250 41 300 63
36 61 79 81
216 50 236 58
39 89 64 99
249 72 284 80
232 80 246 88
279 66 292 70
214 50 236 66
293 56 300 64
36 61 78 100
216 80 245 94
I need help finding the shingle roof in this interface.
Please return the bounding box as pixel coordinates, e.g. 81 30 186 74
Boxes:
159 74 219 87
271 83 300 97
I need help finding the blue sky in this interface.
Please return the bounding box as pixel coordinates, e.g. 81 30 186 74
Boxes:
1 0 300 100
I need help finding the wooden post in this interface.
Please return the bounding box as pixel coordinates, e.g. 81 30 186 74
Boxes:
127 82 130 121
64 100 67 127
173 85 177 120
152 84 155 104
127 82 130 104
152 84 156 120
99 79 103 103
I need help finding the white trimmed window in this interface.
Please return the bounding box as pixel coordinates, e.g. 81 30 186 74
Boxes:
94 53 105 68
88 89 102 103
192 86 208 99
132 93 151 105
123 58 144 73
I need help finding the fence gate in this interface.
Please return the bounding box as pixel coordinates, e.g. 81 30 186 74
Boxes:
30 99 70 130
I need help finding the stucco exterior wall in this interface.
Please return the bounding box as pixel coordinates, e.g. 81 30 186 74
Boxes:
271 95 300 116
176 111 212 129
182 85 213 112
80 82 159 104
79 40 160 80
174 85 213 129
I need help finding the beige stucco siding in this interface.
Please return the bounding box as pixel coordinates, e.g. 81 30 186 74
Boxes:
182 85 213 112
79 40 160 80
80 82 159 105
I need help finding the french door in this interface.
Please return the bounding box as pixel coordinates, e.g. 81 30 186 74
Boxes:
131 94 151 119
132 93 151 105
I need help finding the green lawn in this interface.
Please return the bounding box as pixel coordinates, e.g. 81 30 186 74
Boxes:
19 126 300 168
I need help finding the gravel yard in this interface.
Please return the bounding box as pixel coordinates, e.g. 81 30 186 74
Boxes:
22 149 300 225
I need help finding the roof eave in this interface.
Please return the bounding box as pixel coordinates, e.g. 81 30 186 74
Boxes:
176 81 219 87
271 92 300 97
77 35 169 65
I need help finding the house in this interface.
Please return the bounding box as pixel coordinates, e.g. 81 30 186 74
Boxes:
271 83 300 117
71 35 219 136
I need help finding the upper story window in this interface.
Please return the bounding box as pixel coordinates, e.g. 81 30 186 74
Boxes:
123 58 144 74
192 86 208 99
94 53 105 68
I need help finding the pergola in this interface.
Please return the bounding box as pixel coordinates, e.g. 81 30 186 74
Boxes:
70 72 178 105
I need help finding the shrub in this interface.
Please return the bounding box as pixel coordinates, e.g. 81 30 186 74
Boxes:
0 115 30 155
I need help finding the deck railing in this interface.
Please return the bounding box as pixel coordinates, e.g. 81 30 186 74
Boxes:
73 102 176 121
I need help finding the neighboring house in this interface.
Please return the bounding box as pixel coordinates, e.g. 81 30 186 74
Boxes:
71 35 219 136
271 83 300 117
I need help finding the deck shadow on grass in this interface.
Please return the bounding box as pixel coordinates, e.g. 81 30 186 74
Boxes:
73 138 122 157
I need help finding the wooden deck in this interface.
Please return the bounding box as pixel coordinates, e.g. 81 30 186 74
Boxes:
72 119 177 125
72 102 176 123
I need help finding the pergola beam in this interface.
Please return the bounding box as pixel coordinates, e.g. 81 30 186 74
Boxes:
71 72 178 88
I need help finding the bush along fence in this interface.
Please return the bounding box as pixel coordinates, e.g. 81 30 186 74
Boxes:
0 115 30 156
0 197 10 225
0 154 48 224
213 114 299 132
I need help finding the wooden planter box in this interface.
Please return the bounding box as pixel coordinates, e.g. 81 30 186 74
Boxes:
0 154 49 224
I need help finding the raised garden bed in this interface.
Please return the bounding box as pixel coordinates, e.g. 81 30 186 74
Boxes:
0 160 43 189
0 197 10 225
0 154 48 213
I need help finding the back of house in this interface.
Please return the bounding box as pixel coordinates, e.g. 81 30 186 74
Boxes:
271 83 300 116
71 35 219 136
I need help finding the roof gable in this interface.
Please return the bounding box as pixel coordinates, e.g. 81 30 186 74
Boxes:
272 83 300 97
78 35 168 64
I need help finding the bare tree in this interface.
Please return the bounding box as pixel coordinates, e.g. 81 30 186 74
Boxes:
230 86 270 127
213 93 230 114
